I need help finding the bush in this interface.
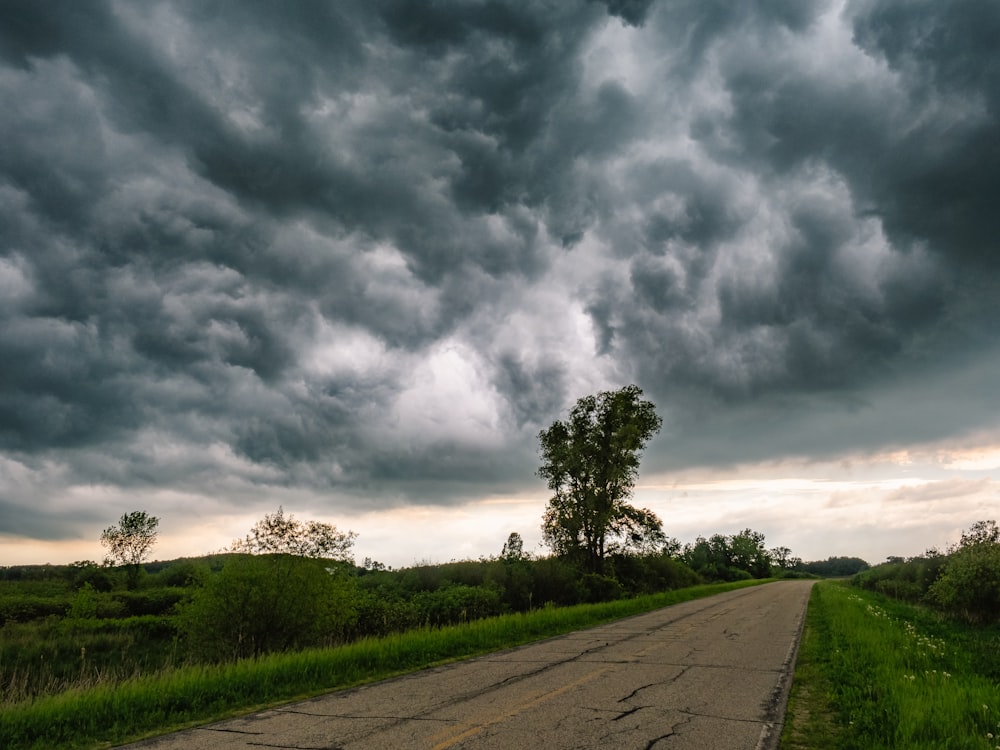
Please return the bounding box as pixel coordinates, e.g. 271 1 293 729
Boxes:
0 595 69 624
177 555 357 661
579 574 623 603
112 588 189 617
926 545 1000 624
411 584 503 626
610 554 701 594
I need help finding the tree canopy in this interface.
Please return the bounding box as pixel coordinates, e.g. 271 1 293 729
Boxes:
538 384 665 573
229 506 357 562
100 510 159 587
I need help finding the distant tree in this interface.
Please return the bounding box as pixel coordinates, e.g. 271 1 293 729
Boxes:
229 506 357 562
361 557 388 572
769 546 801 571
538 385 664 573
100 511 159 588
501 532 529 562
682 529 772 580
955 519 999 550
799 556 870 577
729 528 772 578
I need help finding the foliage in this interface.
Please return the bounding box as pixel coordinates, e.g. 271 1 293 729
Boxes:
926 523 1000 624
538 384 664 573
853 521 1000 624
926 545 1000 624
769 545 802 571
608 552 701 594
797 556 870 578
229 506 357 562
99 511 159 588
177 554 357 661
682 528 772 580
954 519 1000 549
501 532 529 561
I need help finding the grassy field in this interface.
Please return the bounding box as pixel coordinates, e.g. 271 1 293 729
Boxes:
1 579 767 750
780 581 1000 749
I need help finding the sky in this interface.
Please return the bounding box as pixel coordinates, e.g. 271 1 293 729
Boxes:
1 0 999 570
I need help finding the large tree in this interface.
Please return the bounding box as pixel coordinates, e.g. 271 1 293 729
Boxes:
538 385 665 573
229 506 357 562
100 510 159 588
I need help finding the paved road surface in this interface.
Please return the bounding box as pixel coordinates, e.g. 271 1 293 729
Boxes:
124 580 814 750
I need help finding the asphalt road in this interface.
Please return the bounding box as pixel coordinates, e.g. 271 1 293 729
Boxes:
124 580 814 750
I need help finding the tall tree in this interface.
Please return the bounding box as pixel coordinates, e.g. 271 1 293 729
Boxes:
538 384 665 573
229 506 357 562
100 510 159 588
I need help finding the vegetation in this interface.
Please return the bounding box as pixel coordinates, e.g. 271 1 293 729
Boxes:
853 520 1000 624
228 506 357 560
682 528 773 580
780 581 1000 749
796 556 870 578
99 511 159 588
0 580 767 749
177 554 357 661
538 384 666 573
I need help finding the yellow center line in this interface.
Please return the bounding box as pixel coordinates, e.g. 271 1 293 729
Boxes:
428 666 614 750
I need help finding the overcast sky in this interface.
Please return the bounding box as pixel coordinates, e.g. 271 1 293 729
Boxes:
2 0 999 569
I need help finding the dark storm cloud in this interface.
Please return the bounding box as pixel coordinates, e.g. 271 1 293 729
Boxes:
1 0 999 545
589 0 998 408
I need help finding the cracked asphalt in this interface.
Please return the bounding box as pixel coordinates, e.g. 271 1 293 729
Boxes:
121 580 814 750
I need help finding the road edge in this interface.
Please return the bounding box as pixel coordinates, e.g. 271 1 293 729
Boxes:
754 580 816 750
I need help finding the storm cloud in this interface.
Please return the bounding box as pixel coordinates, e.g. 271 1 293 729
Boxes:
1 0 998 554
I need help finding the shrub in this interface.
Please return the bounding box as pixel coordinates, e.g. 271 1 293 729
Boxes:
926 544 1000 624
0 596 69 624
177 554 357 661
112 588 189 617
411 584 503 626
579 573 623 603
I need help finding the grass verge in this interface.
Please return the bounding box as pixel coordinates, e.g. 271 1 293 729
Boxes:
2 579 767 749
780 581 1000 750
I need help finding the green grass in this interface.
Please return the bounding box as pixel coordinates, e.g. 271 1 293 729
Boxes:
1 579 767 749
780 581 1000 750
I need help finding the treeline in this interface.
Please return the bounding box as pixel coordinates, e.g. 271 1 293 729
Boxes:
852 520 1000 624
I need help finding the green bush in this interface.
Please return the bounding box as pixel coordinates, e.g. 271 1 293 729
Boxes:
926 545 1000 624
579 573 623 603
411 584 503 626
177 555 357 661
0 596 69 624
112 588 189 617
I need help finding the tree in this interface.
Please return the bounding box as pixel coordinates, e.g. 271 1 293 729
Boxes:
955 519 999 550
928 520 1000 624
538 384 664 573
229 506 357 562
100 511 159 588
728 528 772 579
501 532 529 562
682 529 771 581
178 554 357 661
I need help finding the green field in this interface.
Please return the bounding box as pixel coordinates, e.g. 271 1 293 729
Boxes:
780 581 1000 749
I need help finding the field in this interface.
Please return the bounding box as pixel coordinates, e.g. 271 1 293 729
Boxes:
780 581 1000 749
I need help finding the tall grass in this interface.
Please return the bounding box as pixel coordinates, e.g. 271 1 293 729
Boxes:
781 581 1000 750
1 580 767 749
